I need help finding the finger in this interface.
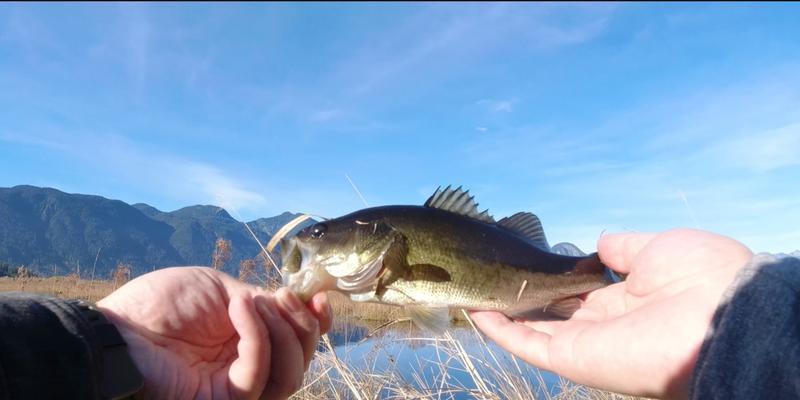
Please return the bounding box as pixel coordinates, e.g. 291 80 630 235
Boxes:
469 311 553 371
597 232 657 274
626 229 752 296
520 319 562 336
256 296 305 400
227 295 270 399
276 287 321 370
308 292 333 334
581 283 632 318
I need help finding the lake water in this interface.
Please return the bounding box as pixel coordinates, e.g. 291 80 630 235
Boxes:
308 318 587 399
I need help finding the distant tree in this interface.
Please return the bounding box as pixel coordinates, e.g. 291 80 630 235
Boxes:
17 266 31 279
0 261 14 278
112 263 132 289
211 238 232 270
239 259 257 283
257 252 282 290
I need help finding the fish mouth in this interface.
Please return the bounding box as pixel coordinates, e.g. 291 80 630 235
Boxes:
279 237 337 301
279 237 302 274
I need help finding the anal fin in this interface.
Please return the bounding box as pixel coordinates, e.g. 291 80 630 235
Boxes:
544 297 582 319
407 305 450 332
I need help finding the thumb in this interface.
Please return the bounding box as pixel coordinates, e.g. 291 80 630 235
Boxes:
227 294 270 399
597 232 657 274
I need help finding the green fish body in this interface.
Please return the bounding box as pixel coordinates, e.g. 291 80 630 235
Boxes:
281 186 611 330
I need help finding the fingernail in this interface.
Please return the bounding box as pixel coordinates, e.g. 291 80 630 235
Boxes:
278 288 304 313
257 296 278 321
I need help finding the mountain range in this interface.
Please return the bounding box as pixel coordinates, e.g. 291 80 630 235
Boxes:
2 185 798 279
0 185 312 277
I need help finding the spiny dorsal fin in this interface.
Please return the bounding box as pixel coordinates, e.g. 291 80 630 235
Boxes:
424 185 495 223
497 212 550 251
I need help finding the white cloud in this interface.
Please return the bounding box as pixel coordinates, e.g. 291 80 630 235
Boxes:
2 128 268 215
172 161 268 213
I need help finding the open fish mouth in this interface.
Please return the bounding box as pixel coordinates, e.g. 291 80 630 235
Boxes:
279 237 302 275
279 237 339 301
280 235 392 301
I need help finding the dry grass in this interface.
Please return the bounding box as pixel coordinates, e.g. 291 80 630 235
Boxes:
292 317 643 400
0 275 116 302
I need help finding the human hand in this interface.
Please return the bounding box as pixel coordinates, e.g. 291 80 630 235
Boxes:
97 267 331 400
470 229 753 399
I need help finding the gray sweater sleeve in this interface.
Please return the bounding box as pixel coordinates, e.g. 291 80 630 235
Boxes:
0 292 102 399
691 254 800 399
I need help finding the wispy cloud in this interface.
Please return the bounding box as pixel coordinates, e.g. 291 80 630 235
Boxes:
2 128 268 215
0 131 69 150
309 109 343 123
0 6 57 60
477 98 515 113
709 122 800 171
116 3 151 97
171 161 267 213
458 62 800 253
228 4 614 136
332 4 614 99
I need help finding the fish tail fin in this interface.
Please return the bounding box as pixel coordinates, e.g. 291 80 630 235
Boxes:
575 253 625 283
604 268 626 283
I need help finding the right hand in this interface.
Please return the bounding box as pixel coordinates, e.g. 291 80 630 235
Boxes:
471 229 753 399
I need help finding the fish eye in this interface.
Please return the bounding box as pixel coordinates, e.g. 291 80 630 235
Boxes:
310 223 327 239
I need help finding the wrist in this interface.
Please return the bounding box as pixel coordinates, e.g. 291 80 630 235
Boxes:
72 300 145 399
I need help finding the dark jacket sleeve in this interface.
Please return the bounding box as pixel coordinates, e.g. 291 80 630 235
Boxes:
692 254 800 399
0 292 101 400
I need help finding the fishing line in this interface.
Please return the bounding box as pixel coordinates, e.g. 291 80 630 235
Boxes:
223 200 282 278
345 173 370 207
677 189 701 229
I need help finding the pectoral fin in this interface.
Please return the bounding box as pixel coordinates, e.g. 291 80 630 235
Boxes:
407 305 450 332
376 234 409 297
408 264 451 282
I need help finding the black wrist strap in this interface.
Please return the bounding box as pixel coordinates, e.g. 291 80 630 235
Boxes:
72 300 144 400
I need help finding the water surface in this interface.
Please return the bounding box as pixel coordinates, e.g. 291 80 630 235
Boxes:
312 318 582 399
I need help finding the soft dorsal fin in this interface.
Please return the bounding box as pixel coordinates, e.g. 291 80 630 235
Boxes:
550 242 586 256
498 212 550 250
424 185 495 223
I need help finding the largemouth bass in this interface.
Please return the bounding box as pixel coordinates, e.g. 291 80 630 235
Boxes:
281 186 612 330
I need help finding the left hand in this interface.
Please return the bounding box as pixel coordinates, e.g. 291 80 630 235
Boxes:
97 266 331 400
470 229 752 399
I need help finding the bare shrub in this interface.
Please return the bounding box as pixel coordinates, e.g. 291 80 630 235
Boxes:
239 258 257 283
16 266 31 279
211 238 232 270
112 263 132 289
257 252 282 290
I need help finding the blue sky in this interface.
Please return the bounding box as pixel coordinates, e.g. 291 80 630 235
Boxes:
1 3 799 252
